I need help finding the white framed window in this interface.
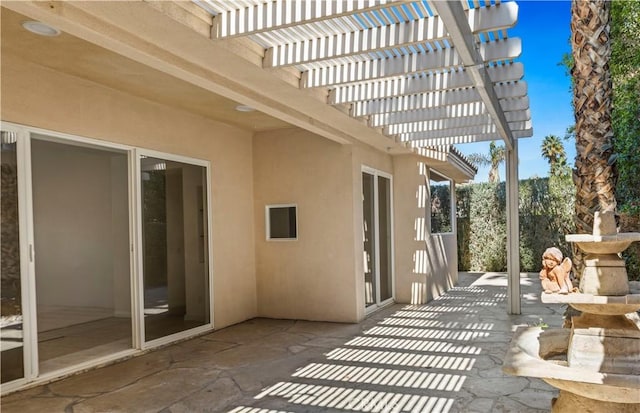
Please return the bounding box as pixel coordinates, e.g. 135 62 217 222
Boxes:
429 169 454 234
266 204 298 241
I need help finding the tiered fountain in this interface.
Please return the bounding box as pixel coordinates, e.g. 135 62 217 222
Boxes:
503 211 640 412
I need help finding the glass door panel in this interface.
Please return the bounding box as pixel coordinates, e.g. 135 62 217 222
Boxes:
141 157 209 342
1 131 24 383
31 137 132 374
362 170 394 310
362 172 376 308
378 176 393 303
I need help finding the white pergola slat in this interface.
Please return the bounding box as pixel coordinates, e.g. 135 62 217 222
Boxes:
350 83 526 117
210 0 398 38
301 37 520 88
196 0 534 314
500 96 531 112
406 128 533 147
369 106 530 128
328 63 524 105
384 114 532 136
396 121 531 142
263 2 517 67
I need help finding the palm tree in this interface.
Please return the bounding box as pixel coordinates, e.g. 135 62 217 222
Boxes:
571 0 618 272
541 134 568 177
467 141 505 183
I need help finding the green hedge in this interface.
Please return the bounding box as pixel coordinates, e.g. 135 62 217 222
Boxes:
457 177 575 272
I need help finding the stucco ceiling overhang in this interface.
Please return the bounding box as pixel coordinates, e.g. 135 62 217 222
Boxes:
2 1 532 182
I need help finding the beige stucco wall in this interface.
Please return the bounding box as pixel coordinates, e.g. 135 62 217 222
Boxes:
2 54 461 328
253 128 360 322
392 156 458 304
392 154 428 304
1 56 257 328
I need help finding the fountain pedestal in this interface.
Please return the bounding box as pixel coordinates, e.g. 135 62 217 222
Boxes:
568 314 640 375
503 211 640 412
581 253 629 295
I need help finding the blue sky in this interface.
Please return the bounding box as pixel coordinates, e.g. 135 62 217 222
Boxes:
457 0 575 182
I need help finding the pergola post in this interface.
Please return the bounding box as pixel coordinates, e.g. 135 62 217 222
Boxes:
506 139 521 314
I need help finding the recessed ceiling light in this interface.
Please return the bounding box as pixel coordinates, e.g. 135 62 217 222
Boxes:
22 21 61 37
235 105 256 112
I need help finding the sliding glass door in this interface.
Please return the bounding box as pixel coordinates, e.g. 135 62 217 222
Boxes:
139 155 210 344
377 175 393 303
362 173 376 307
0 122 213 391
362 168 394 311
30 137 132 374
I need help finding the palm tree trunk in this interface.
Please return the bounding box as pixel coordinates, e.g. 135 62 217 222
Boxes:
571 0 618 278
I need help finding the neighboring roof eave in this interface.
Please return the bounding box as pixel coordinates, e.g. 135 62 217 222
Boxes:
416 145 477 183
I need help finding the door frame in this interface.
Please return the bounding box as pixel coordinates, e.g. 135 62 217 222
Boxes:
361 165 395 314
134 148 214 350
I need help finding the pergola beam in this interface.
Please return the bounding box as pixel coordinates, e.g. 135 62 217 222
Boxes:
431 0 516 150
405 128 533 147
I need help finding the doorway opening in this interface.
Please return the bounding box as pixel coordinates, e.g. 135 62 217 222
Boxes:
362 168 394 312
31 137 132 374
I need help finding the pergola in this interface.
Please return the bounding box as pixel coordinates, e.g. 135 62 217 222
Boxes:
6 0 531 314
197 0 530 314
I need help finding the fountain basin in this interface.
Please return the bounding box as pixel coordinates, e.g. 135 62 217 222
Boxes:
541 286 640 315
565 233 640 255
503 326 640 404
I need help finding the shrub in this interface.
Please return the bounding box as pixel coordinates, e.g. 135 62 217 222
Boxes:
457 177 575 272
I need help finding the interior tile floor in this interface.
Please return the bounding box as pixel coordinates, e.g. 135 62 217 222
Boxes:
0 272 564 413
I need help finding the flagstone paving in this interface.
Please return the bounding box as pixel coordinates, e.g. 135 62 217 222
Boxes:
1 272 564 412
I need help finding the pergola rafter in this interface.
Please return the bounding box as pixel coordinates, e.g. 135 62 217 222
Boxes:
405 128 533 147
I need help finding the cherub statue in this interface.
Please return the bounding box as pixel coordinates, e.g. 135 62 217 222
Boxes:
539 247 577 294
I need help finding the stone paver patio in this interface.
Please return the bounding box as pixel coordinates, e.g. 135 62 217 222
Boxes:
1 272 564 412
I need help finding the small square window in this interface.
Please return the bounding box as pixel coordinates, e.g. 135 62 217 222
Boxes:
266 204 297 240
429 170 453 234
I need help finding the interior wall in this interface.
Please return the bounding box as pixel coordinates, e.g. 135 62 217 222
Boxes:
181 164 207 322
253 128 359 322
1 56 257 329
31 140 124 327
111 155 131 317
